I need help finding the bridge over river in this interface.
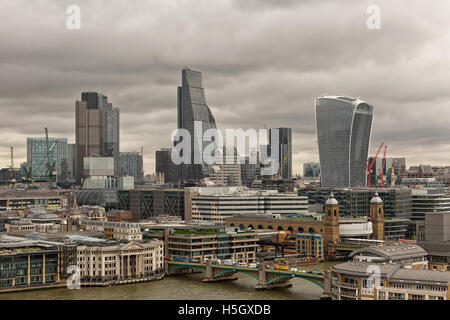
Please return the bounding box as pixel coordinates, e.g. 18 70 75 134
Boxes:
166 261 333 299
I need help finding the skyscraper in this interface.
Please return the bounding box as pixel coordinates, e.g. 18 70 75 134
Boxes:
75 92 104 184
315 96 374 187
101 96 120 176
27 137 67 182
269 127 292 179
119 151 143 184
75 92 120 184
177 67 217 183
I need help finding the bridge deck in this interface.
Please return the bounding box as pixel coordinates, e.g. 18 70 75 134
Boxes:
167 261 324 281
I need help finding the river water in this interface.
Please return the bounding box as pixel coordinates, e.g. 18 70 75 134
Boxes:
0 262 338 300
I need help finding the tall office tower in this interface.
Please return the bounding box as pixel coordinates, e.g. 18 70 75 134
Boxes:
27 137 68 182
119 152 143 184
155 148 180 184
100 95 120 176
67 143 76 183
269 127 292 179
75 92 104 184
315 96 374 187
75 92 120 184
177 67 217 183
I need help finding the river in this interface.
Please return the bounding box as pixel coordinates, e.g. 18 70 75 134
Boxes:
0 262 338 300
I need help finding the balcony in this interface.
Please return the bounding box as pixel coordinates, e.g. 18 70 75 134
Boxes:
332 280 359 289
339 290 358 298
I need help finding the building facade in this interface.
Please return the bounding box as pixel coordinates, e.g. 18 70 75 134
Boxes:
184 187 308 225
303 162 320 178
119 152 143 184
331 261 449 300
269 128 292 179
298 187 412 219
155 148 180 184
417 211 450 271
27 137 68 182
177 67 217 183
163 227 258 263
76 240 164 284
0 238 68 292
315 96 374 187
75 93 104 184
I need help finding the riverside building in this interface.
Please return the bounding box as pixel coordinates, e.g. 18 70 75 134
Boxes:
76 240 164 285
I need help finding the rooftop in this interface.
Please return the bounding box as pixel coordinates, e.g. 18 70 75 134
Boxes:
349 242 426 260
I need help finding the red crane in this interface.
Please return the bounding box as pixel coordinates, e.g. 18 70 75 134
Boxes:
378 145 387 186
366 142 384 187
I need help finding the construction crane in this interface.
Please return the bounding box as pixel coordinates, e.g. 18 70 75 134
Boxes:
276 150 289 179
378 145 387 186
366 142 384 187
44 127 57 183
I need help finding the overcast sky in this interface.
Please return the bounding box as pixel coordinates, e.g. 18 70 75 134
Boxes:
0 0 449 175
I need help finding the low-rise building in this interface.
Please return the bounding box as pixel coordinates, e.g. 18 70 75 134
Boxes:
331 261 450 300
80 220 143 241
163 227 259 263
296 233 324 260
349 242 428 269
417 211 450 271
0 189 64 211
0 236 69 292
77 240 164 284
185 186 308 225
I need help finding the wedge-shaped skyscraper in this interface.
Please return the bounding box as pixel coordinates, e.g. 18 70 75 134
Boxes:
315 96 374 187
177 67 217 183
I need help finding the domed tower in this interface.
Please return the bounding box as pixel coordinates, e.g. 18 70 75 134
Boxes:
324 192 340 255
370 192 384 240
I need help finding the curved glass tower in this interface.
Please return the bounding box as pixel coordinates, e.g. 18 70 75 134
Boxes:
315 96 374 187
177 67 217 183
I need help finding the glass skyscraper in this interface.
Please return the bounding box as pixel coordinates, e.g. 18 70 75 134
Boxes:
269 127 292 179
315 96 374 187
177 67 217 183
27 137 68 182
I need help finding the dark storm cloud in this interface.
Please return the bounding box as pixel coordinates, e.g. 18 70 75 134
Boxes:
0 0 449 174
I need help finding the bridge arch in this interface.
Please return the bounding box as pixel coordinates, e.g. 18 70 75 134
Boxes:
298 227 304 233
308 227 315 234
277 226 283 231
248 224 254 230
287 226 294 232
267 225 273 230
258 225 264 230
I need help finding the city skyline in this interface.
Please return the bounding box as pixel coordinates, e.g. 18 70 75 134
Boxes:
1 1 450 175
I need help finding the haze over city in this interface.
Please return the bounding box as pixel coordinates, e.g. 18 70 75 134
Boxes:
1 0 449 175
